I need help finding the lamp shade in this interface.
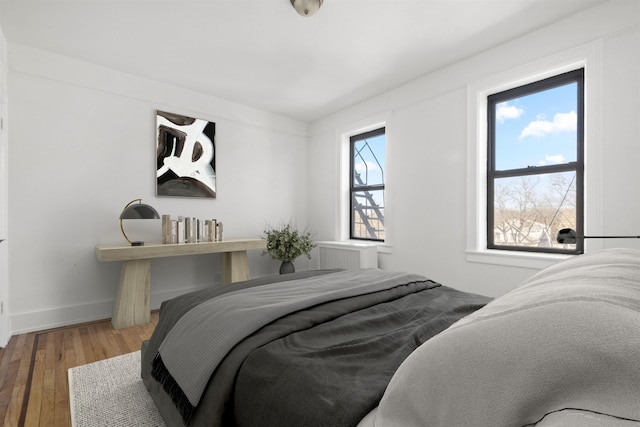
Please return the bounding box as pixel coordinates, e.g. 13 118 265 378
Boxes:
120 201 160 220
556 228 577 244
119 199 160 246
556 227 640 244
290 0 323 16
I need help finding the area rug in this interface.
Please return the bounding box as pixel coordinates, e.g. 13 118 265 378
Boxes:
68 351 166 427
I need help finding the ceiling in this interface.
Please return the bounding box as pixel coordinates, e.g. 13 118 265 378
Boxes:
0 0 608 122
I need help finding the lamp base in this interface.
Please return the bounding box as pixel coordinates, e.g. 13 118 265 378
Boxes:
131 241 145 246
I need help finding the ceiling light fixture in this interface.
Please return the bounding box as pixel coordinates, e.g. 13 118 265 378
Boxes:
290 0 323 17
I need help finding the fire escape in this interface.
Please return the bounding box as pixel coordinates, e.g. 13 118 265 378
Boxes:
353 141 385 240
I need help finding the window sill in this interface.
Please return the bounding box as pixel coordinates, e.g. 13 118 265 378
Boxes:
376 243 392 254
465 249 572 270
324 240 392 254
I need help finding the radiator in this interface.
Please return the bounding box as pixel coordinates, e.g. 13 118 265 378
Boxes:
316 241 378 270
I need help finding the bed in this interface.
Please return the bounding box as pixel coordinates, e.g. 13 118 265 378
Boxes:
141 248 640 427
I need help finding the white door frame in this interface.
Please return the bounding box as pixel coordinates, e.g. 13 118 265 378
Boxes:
0 88 10 347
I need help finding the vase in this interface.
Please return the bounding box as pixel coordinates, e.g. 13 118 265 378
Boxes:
279 261 295 274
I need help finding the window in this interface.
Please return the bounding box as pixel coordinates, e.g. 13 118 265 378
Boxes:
487 68 584 254
350 127 385 241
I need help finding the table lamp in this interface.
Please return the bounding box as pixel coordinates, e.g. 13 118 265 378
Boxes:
119 198 160 246
556 228 640 244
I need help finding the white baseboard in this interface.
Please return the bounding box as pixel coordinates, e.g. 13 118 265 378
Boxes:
9 284 211 336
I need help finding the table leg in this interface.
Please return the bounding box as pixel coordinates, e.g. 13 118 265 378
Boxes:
221 251 250 283
112 259 151 329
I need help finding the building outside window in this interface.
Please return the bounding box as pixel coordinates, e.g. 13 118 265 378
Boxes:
487 68 584 254
350 127 385 241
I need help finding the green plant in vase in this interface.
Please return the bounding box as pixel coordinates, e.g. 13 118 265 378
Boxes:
262 222 316 274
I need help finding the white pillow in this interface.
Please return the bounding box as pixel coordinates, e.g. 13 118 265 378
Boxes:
375 248 640 427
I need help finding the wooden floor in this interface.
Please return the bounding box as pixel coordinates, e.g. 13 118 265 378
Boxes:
0 312 159 426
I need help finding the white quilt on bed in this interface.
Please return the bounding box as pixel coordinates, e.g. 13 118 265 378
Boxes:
375 248 640 427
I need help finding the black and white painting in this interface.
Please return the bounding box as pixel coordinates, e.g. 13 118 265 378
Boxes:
156 110 216 198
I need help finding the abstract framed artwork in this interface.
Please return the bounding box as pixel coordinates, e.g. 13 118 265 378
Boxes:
156 110 216 198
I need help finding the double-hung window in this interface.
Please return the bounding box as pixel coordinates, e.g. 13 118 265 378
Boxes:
487 68 584 254
350 127 385 241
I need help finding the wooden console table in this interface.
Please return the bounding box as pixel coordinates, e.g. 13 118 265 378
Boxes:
95 238 266 329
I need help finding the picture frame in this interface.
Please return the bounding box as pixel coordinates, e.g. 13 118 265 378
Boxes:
156 110 216 198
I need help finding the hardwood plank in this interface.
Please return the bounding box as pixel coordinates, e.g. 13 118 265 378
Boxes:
0 356 21 426
12 334 36 426
69 329 85 368
0 335 18 398
78 327 95 365
39 369 54 427
53 347 69 427
0 313 158 426
43 334 56 373
23 349 45 427
10 334 26 362
4 380 25 427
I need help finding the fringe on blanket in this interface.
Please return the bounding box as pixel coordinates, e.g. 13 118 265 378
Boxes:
152 353 196 425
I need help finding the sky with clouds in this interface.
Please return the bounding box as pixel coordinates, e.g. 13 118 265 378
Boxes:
353 133 386 208
352 82 578 212
494 82 577 171
354 133 385 187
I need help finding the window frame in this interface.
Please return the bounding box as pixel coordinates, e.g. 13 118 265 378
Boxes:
486 68 585 255
465 40 604 269
349 127 386 242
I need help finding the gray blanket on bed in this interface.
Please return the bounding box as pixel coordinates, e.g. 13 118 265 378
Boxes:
145 268 491 426
232 282 491 427
155 269 430 408
142 270 341 426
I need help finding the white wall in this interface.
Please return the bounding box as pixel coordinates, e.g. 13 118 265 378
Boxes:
4 0 639 336
7 45 311 333
308 0 640 297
